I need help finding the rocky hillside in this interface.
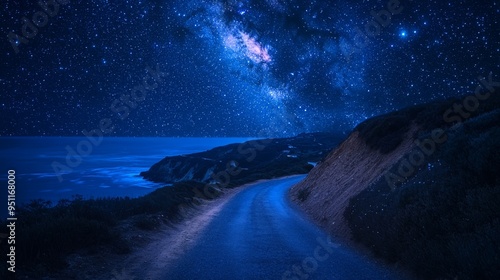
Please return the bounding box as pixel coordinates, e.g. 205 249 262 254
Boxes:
289 127 418 239
141 132 344 187
290 92 500 279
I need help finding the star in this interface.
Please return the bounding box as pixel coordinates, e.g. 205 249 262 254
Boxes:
0 0 497 137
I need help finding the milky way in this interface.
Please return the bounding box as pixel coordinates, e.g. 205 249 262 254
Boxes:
0 0 498 137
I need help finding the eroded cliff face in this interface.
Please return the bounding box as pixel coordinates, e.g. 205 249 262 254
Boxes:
289 92 500 246
289 126 417 241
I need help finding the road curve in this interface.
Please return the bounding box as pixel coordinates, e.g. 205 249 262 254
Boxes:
162 175 406 280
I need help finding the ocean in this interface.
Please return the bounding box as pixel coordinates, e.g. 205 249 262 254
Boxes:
0 137 254 209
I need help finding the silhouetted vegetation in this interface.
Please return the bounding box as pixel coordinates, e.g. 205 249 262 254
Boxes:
356 113 412 154
345 109 500 279
297 188 311 202
0 180 220 275
356 93 500 154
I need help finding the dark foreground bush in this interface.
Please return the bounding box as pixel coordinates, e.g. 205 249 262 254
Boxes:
0 151 314 276
0 180 218 275
345 110 500 279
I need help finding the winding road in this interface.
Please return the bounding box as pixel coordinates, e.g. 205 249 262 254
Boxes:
161 175 405 280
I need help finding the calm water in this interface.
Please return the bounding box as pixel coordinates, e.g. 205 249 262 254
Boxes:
0 137 253 209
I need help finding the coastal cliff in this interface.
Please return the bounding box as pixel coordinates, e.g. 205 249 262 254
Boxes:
290 93 500 279
141 132 344 187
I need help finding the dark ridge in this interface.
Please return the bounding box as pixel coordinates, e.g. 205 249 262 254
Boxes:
140 132 344 187
355 92 500 154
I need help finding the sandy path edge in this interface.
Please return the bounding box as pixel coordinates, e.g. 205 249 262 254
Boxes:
137 176 304 279
38 176 305 280
126 184 248 280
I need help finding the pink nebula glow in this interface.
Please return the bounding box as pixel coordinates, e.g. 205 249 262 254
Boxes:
223 30 271 64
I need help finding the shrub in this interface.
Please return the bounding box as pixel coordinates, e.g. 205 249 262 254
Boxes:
0 180 222 275
133 214 161 230
355 93 500 154
356 114 411 154
297 188 311 202
345 111 500 279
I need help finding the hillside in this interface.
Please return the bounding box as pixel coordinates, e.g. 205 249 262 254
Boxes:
290 92 500 279
141 132 344 187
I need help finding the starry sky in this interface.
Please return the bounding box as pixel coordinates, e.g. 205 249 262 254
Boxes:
0 0 498 137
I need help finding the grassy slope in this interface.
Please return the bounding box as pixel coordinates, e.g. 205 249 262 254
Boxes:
0 181 220 275
344 94 500 279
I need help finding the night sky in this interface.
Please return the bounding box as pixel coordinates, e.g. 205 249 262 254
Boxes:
0 0 498 137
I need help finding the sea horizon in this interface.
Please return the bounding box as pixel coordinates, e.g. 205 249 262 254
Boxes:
0 136 257 214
